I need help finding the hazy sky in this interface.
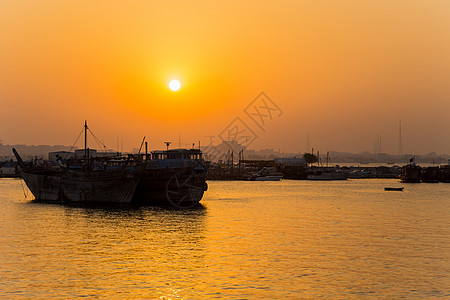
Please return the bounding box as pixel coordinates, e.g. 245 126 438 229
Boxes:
1 0 449 154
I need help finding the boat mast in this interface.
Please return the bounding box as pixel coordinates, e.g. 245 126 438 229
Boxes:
84 120 88 159
145 141 148 160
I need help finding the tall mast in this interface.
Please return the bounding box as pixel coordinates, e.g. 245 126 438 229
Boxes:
84 120 88 159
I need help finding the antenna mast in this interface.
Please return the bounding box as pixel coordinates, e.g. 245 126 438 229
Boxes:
398 119 403 155
84 120 88 159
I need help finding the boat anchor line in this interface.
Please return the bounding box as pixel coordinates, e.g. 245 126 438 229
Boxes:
165 173 204 208
19 179 28 199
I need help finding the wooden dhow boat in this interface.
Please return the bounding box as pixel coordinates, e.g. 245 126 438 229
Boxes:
13 122 143 203
13 122 208 208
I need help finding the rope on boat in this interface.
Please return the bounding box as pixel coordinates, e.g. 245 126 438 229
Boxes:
19 179 27 199
88 127 115 153
64 127 85 160
63 123 117 161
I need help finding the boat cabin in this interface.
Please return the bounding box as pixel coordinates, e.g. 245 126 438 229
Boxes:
149 149 204 169
151 149 203 161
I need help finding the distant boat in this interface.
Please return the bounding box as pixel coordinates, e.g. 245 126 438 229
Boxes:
307 170 347 180
400 163 421 183
384 187 404 191
348 169 373 179
440 164 450 183
421 167 440 183
254 175 283 181
249 167 283 181
0 160 19 178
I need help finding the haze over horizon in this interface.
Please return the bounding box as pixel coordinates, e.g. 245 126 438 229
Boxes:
1 1 449 155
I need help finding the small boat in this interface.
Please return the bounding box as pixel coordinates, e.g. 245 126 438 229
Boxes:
254 175 283 181
307 170 347 180
384 187 404 191
249 167 283 181
348 169 373 179
0 160 19 178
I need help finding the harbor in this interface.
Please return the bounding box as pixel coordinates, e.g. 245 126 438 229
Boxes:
205 159 450 182
3 153 450 183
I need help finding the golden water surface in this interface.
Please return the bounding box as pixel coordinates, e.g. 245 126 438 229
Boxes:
0 178 449 299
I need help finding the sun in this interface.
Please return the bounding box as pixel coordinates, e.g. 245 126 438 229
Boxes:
169 79 181 91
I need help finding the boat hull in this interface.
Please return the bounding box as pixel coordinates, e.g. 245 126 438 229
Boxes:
307 173 347 180
254 175 283 181
400 165 421 183
132 166 207 207
421 167 440 183
21 169 139 203
384 187 404 191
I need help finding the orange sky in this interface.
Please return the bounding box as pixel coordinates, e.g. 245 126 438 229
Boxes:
1 0 449 154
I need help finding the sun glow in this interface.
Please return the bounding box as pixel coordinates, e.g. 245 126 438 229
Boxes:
169 79 181 91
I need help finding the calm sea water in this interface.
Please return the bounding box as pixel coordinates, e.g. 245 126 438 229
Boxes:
0 178 449 299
